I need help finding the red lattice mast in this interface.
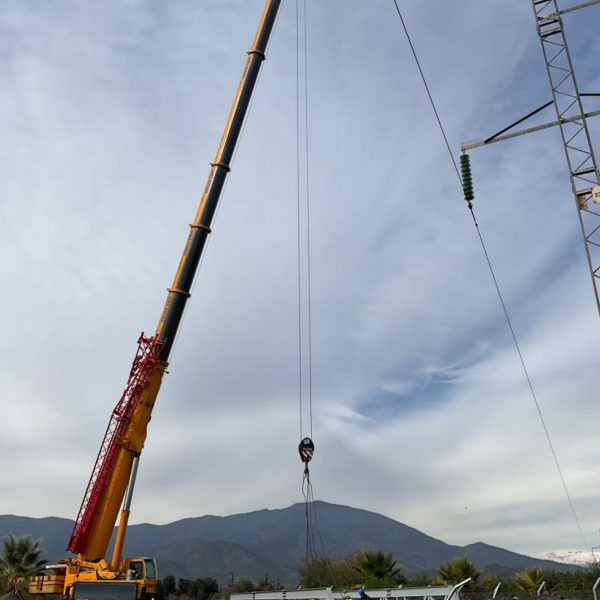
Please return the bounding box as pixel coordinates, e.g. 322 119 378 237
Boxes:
67 334 164 554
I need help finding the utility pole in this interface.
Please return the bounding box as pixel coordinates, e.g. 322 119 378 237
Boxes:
462 0 600 316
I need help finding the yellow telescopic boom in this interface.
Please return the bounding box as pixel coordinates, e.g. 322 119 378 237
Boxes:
51 0 283 591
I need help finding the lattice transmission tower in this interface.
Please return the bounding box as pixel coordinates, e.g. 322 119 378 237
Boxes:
463 0 600 316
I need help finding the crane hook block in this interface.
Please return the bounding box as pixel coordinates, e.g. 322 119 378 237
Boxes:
298 437 314 463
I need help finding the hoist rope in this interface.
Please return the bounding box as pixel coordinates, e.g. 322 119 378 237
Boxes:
295 0 327 578
302 470 317 564
301 471 344 591
296 0 304 442
304 0 314 441
296 0 314 441
390 0 590 551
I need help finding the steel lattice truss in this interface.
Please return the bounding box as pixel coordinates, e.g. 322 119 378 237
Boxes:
533 0 600 314
67 334 165 554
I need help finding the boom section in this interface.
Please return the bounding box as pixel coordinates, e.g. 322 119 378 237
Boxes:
66 0 281 567
156 0 281 359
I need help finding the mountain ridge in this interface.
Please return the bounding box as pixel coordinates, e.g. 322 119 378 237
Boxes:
0 502 577 586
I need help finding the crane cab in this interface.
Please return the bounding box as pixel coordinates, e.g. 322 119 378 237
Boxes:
124 557 158 597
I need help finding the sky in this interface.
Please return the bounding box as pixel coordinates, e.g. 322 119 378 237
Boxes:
1 0 600 565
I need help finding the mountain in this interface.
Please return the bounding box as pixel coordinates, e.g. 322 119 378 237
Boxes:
0 502 578 586
540 550 595 567
461 543 573 575
0 516 73 561
154 539 275 583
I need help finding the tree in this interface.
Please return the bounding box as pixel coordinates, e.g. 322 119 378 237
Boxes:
223 580 255 594
177 578 193 597
299 557 330 588
299 552 364 588
191 577 218 600
514 568 545 594
0 535 46 598
434 557 480 590
256 574 282 591
355 551 405 588
480 574 502 592
163 575 177 597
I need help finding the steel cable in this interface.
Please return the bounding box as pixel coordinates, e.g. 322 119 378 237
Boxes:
391 0 589 551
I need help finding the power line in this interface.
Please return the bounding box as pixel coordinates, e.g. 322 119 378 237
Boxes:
391 1 462 186
471 213 590 551
391 0 589 551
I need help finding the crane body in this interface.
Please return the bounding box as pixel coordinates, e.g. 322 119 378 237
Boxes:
29 1 281 598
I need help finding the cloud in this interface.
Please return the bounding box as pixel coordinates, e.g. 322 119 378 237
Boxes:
0 0 599 563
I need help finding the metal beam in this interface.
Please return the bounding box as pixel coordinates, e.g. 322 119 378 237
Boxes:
231 587 460 600
484 100 554 144
461 108 600 151
556 0 600 16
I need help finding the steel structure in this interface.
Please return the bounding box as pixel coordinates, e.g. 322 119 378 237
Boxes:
462 95 600 151
68 334 165 553
231 584 468 600
462 1 600 316
532 0 600 313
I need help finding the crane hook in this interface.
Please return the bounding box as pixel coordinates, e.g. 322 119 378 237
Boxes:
298 437 314 475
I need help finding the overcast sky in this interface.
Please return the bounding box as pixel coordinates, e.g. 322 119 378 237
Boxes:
1 0 600 564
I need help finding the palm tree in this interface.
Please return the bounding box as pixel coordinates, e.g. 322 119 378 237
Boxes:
434 557 480 589
514 568 545 594
0 535 46 598
354 550 405 587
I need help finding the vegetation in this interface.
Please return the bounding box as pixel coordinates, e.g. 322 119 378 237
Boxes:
292 554 600 598
299 554 362 589
156 576 219 600
428 559 600 600
434 557 481 590
1 536 599 600
216 579 256 599
298 550 405 589
514 567 546 594
3 529 599 600
0 535 46 599
355 550 405 588
157 572 284 600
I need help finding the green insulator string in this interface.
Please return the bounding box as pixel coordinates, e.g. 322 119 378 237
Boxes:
460 152 475 207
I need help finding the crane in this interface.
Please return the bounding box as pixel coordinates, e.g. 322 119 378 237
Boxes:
29 2 281 599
